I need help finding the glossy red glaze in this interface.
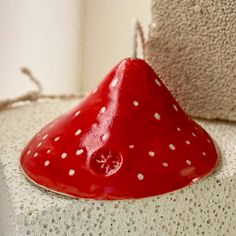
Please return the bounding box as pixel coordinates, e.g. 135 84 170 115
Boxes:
20 58 219 200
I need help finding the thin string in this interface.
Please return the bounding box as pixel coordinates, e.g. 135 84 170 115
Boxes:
0 68 84 111
0 20 146 111
132 19 146 58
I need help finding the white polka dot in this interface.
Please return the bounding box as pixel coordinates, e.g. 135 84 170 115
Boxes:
75 129 82 136
202 152 206 156
154 113 161 120
176 127 181 132
37 142 42 148
186 160 192 165
76 149 84 156
46 150 51 154
74 110 81 116
192 132 197 137
162 162 168 167
100 107 106 113
27 150 31 155
185 140 191 145
44 160 50 166
101 134 108 141
111 78 118 87
129 145 134 149
54 136 60 142
173 104 178 112
155 78 161 87
33 153 38 157
61 153 67 159
133 101 139 107
207 138 211 143
42 134 48 140
169 144 176 150
69 169 75 176
192 178 199 183
148 151 155 157
137 173 144 180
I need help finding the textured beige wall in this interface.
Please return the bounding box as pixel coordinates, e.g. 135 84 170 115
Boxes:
146 0 236 121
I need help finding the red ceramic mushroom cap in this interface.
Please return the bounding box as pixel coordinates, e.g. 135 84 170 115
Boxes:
20 58 219 200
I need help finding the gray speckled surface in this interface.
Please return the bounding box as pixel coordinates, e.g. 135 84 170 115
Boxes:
0 99 235 236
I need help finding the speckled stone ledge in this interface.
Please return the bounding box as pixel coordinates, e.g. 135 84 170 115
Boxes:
0 100 235 236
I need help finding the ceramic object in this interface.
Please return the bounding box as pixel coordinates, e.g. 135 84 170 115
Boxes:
20 58 219 200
